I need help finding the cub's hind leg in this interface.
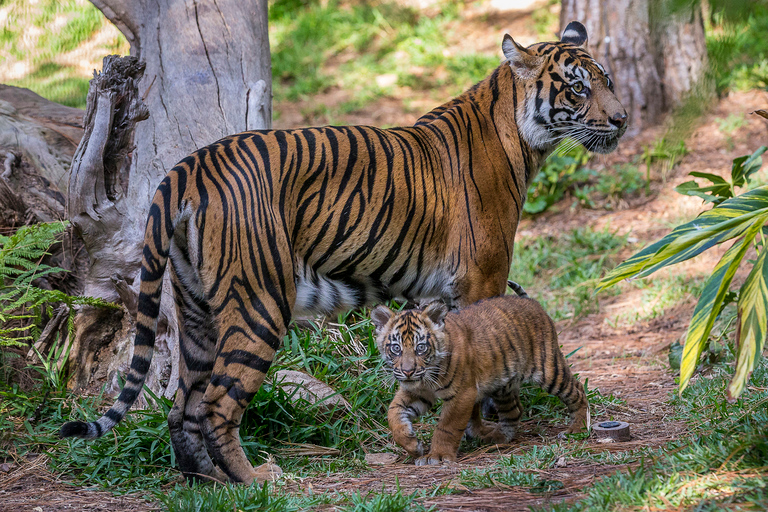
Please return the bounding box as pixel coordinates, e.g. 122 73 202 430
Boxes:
548 352 590 435
166 265 226 483
489 380 524 442
466 403 507 444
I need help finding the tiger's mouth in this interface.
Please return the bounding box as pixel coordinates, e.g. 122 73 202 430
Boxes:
576 127 626 154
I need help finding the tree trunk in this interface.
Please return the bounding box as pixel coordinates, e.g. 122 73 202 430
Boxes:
66 0 272 399
560 0 707 136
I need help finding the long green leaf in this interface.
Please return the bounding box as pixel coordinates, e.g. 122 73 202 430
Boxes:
633 212 764 279
678 218 765 393
728 246 768 400
599 186 768 291
731 146 767 187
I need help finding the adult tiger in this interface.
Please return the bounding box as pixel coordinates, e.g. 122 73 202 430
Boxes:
61 21 626 484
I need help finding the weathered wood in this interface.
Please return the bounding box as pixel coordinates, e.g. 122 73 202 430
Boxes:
65 55 154 394
559 0 707 135
63 0 273 398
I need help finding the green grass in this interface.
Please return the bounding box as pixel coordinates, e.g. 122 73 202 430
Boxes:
268 0 497 113
510 226 629 321
0 0 127 109
707 0 768 94
5 62 91 108
3 251 767 511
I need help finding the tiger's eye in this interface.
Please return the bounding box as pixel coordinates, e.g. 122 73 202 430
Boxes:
415 343 428 355
390 344 402 356
572 82 584 93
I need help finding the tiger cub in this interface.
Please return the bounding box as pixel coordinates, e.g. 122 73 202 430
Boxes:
371 295 589 465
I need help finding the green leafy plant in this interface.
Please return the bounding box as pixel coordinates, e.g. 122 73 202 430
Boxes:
1 222 116 392
525 144 593 214
599 146 768 399
0 222 71 347
675 148 765 205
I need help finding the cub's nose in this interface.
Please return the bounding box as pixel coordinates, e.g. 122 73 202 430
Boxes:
609 111 628 129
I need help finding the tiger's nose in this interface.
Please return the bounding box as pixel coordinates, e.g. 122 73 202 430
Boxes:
609 111 628 129
402 367 415 378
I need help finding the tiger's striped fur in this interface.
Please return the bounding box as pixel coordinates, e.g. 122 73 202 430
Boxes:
371 297 590 465
60 22 620 483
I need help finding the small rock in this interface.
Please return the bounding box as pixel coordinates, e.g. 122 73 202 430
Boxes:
597 437 616 444
0 463 11 472
269 370 351 416
555 456 567 467
365 452 398 465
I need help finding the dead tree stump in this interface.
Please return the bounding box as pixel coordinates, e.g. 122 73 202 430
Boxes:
65 55 175 397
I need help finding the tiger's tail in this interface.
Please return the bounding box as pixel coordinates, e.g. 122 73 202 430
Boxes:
61 167 189 439
507 280 529 298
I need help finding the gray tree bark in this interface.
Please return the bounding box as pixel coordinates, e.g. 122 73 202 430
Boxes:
66 0 272 398
560 0 707 136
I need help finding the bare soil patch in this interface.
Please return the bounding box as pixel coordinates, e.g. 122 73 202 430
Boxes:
0 455 156 512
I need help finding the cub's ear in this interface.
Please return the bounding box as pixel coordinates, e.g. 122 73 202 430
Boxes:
371 305 394 331
422 301 448 328
502 34 544 80
560 21 588 48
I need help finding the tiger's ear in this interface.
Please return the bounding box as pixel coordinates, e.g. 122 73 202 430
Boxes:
422 301 448 328
502 34 544 80
560 21 588 48
371 305 394 331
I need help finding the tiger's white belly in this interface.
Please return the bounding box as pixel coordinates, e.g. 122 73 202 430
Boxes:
292 259 454 318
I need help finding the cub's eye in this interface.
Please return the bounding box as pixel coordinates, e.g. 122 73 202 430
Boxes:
571 82 584 93
415 343 428 355
389 344 402 356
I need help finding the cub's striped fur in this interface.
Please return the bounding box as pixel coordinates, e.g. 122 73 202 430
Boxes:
61 22 621 484
371 297 590 465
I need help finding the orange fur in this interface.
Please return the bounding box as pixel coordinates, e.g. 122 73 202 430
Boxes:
372 296 589 465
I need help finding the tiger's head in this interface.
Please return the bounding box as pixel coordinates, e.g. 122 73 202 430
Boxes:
503 21 627 154
371 302 449 388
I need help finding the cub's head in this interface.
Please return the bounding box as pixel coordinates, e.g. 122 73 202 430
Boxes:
371 302 449 387
503 21 627 154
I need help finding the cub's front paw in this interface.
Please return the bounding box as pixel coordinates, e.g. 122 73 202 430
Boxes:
396 435 425 458
414 452 456 466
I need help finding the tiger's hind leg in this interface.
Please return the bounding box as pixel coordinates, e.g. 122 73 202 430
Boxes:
490 380 524 442
549 356 590 435
166 266 227 483
196 292 290 484
466 403 507 445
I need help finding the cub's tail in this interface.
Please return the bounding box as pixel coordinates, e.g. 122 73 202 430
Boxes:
61 167 189 439
507 280 529 298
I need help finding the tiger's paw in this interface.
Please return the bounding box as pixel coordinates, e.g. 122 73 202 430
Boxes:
398 437 425 458
479 426 509 445
252 461 283 483
415 452 456 466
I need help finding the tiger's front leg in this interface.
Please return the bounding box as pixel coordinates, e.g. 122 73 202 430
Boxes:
416 388 476 465
388 388 434 458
